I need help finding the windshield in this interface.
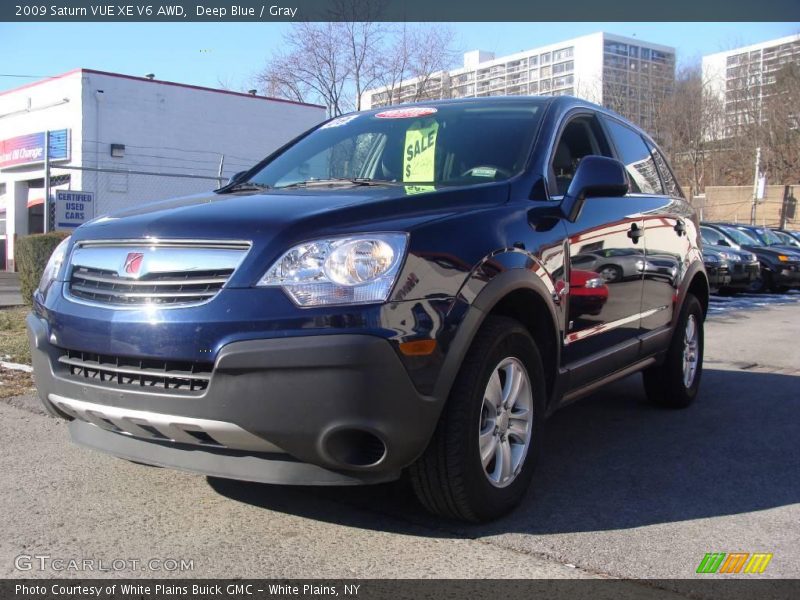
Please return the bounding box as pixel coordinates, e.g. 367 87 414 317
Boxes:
720 225 761 246
242 103 543 190
745 227 783 245
700 227 727 246
776 231 800 248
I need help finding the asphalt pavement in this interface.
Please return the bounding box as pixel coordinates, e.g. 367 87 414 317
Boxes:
1 297 798 587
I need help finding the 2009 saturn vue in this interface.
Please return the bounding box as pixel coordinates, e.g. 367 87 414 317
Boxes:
28 97 708 522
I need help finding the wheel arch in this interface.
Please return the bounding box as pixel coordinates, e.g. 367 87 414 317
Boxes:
434 269 562 409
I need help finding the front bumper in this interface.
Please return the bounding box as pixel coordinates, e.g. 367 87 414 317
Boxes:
28 312 442 485
773 263 800 288
724 262 761 289
704 264 731 290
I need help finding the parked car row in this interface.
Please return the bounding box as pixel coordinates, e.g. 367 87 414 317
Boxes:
701 223 800 294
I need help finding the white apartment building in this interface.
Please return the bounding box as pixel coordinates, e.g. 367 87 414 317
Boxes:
702 34 800 137
0 69 325 270
362 32 676 132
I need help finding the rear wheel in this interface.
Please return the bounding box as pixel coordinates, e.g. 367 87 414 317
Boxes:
409 316 546 522
643 294 704 409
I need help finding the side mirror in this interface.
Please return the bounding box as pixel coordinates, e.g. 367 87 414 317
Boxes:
227 171 247 186
561 156 629 222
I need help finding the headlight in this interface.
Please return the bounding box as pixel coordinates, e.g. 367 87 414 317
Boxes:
584 277 606 289
704 254 719 263
777 255 790 262
37 236 71 296
720 252 741 262
258 233 408 306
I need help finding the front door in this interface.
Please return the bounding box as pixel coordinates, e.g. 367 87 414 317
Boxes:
552 114 645 371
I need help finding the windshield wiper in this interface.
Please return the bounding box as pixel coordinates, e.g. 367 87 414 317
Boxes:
277 178 396 189
225 181 271 192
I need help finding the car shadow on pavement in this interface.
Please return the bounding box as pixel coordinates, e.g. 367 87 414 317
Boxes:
209 367 800 537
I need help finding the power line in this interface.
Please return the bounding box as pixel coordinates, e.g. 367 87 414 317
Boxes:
80 139 265 164
0 73 58 79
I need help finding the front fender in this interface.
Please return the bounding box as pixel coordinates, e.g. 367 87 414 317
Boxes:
433 261 562 404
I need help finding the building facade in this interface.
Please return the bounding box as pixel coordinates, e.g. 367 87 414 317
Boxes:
702 34 800 138
362 32 675 132
0 69 325 270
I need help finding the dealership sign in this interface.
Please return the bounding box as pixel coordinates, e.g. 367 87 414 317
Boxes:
55 190 93 230
0 129 70 169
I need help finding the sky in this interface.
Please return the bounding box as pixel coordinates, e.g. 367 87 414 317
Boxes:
0 21 798 94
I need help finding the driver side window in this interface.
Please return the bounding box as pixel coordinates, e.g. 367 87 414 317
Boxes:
551 115 612 196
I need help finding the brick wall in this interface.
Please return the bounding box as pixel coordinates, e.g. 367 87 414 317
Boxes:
698 185 798 229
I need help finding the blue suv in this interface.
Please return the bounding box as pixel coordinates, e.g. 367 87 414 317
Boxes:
28 97 708 521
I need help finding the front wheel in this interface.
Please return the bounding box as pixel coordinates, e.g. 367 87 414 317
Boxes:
409 316 546 522
643 294 704 409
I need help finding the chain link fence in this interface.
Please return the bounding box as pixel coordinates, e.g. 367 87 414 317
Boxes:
46 165 227 230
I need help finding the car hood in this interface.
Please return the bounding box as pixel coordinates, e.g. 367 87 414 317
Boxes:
72 183 508 244
743 244 800 261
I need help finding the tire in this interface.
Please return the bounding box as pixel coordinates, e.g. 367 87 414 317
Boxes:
748 272 770 293
409 316 546 522
598 264 623 283
643 294 704 409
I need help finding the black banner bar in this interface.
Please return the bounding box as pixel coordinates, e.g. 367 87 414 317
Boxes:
3 0 800 22
4 580 800 600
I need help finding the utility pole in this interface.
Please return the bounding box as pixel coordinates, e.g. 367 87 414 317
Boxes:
217 154 225 188
43 130 50 233
749 146 761 226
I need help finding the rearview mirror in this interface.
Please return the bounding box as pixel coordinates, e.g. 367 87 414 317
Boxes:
561 156 629 222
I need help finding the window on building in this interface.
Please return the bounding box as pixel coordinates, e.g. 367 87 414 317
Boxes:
553 47 573 61
651 50 669 63
540 52 552 64
553 60 574 75
540 65 552 78
602 117 663 195
553 75 574 88
641 48 651 60
605 41 628 55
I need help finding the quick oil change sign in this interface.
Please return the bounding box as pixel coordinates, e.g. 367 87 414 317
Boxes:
55 190 93 230
0 129 70 169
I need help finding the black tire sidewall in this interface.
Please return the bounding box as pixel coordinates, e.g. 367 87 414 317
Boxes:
458 324 546 520
656 294 704 406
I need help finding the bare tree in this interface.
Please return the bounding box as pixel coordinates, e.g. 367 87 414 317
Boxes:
258 21 352 115
257 3 457 114
654 64 725 196
760 63 800 185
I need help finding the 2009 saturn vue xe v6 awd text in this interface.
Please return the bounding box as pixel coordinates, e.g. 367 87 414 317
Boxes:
28 97 708 522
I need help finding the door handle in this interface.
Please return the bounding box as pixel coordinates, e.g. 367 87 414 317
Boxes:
627 223 643 244
674 220 686 237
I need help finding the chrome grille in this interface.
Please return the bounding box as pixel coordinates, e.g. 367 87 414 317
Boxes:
65 239 250 308
57 349 212 394
69 267 232 305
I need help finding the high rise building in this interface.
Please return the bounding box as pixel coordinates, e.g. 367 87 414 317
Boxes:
362 32 675 131
702 34 800 137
